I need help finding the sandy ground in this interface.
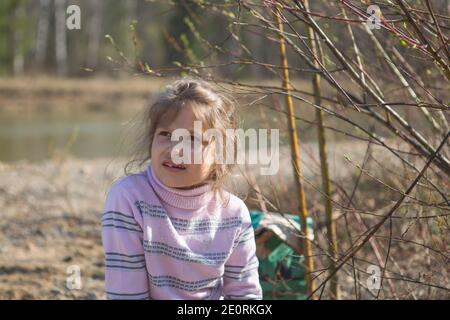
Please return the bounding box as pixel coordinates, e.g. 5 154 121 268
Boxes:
0 144 353 300
0 141 446 299
0 157 124 299
1 76 447 299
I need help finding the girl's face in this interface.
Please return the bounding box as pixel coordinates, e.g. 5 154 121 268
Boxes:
150 104 215 189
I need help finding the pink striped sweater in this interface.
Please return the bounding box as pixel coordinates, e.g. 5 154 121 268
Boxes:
101 165 262 300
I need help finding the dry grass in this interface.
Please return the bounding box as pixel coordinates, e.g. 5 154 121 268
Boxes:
0 76 448 299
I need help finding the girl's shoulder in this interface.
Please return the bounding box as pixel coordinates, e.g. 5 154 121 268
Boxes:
106 171 149 199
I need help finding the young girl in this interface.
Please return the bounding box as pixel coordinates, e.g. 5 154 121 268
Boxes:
101 78 262 300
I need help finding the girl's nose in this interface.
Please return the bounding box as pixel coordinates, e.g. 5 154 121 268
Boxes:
173 145 183 156
168 142 184 159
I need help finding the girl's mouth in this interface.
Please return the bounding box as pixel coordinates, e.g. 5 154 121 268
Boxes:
162 160 186 171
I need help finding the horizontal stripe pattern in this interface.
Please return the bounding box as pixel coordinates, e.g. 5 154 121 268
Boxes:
169 216 242 234
143 240 229 265
135 200 243 234
102 169 262 299
148 273 221 292
135 201 167 218
224 255 259 280
223 266 259 280
106 290 150 300
105 252 146 270
233 224 255 247
102 211 142 233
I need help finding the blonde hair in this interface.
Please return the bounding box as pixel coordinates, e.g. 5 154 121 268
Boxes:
125 77 237 196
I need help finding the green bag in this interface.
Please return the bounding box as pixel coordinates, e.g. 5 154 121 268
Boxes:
250 211 313 300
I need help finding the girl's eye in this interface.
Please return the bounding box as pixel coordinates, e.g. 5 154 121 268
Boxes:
159 131 171 138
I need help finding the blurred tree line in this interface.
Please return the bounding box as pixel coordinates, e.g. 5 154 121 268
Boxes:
0 0 288 78
0 0 448 81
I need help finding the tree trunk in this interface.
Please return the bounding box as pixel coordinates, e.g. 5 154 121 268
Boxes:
35 0 51 69
13 3 26 75
86 0 103 69
125 0 137 24
55 0 67 76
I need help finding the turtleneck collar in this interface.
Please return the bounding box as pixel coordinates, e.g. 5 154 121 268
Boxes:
146 165 214 210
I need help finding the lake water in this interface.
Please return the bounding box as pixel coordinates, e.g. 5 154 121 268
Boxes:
0 112 131 162
0 107 321 163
